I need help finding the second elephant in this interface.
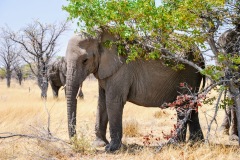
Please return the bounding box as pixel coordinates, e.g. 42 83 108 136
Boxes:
47 57 84 99
218 27 240 140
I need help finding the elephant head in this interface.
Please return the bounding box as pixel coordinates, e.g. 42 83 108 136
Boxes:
47 57 67 98
66 31 124 137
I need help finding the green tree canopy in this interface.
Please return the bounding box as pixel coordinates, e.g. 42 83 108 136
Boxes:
0 67 6 79
63 0 225 62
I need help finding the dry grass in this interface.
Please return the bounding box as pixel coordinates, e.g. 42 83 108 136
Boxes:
0 78 239 159
123 119 140 137
153 110 170 118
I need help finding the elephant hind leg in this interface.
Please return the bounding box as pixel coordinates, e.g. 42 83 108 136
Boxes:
188 110 204 142
229 108 238 141
219 107 231 135
176 110 188 142
93 87 109 147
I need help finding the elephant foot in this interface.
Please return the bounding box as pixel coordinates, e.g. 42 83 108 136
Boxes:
176 132 187 143
105 140 122 152
229 134 239 141
189 131 204 142
92 137 109 147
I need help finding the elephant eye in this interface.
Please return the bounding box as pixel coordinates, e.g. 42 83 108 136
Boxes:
83 59 88 64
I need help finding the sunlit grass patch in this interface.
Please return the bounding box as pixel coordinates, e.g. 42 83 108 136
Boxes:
153 110 170 119
123 119 140 137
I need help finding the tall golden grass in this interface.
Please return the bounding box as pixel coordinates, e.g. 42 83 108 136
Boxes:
0 78 239 159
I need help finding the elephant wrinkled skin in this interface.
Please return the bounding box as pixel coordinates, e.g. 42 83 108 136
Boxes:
65 30 205 152
47 57 84 99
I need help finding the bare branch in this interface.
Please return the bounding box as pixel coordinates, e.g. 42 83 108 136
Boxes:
0 132 70 145
205 90 223 143
2 20 68 97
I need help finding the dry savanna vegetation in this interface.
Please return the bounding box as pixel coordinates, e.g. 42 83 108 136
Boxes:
0 78 239 160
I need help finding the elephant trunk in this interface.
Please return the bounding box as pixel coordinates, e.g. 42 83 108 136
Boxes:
66 63 82 138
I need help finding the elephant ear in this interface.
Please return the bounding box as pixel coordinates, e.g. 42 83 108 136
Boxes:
98 31 125 79
60 57 67 75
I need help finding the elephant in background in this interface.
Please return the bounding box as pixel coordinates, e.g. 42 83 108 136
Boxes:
219 105 238 141
218 27 240 141
47 57 84 99
65 30 205 152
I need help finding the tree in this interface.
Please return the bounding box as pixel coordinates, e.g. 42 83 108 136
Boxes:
12 65 23 85
0 67 6 80
21 64 34 80
63 0 240 144
0 30 21 87
4 20 69 98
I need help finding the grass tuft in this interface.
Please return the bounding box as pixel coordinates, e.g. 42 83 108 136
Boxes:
71 134 93 154
153 110 169 118
123 119 139 137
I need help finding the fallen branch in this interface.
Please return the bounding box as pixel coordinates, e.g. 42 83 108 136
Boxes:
0 132 70 145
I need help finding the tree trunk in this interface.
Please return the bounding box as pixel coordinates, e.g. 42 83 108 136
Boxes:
37 74 48 99
17 70 22 85
228 80 240 145
36 60 49 98
6 68 11 88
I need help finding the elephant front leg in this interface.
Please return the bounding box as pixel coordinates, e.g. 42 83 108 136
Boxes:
50 81 60 98
94 87 109 147
105 98 124 152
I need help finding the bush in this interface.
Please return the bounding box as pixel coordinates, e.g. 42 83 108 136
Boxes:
71 134 92 154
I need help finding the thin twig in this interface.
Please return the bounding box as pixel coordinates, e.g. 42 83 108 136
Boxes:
43 98 52 137
205 90 223 143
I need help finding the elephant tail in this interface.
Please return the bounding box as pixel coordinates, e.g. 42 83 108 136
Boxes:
200 56 206 92
200 74 206 92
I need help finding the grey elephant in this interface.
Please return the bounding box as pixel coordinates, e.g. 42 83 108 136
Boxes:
65 30 205 152
218 27 240 141
47 57 84 99
219 105 238 141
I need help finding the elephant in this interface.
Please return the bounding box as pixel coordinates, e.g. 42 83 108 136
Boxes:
218 28 240 141
219 105 238 141
47 57 84 99
65 30 205 152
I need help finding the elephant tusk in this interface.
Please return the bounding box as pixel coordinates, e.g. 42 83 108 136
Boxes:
61 84 66 90
76 86 82 99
